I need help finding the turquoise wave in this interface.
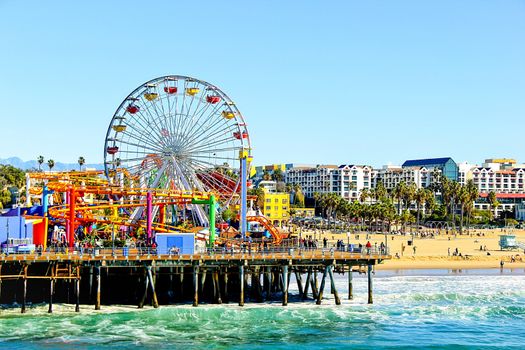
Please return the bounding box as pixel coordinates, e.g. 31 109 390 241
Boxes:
1 273 524 349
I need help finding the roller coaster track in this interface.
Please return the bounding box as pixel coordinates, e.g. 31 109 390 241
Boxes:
246 215 283 245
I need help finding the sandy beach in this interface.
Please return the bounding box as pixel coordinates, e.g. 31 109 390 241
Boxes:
297 228 525 270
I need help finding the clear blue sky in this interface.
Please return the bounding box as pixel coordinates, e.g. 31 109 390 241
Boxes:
1 0 524 167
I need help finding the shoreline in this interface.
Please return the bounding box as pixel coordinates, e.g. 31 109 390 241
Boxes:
376 258 525 270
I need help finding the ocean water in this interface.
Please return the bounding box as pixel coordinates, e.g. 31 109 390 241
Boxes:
1 269 525 349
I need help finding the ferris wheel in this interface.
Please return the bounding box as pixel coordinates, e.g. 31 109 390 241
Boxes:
104 75 251 210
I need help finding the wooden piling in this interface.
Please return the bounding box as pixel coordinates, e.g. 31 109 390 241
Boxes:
223 267 229 303
147 266 159 308
179 266 184 300
48 277 54 313
239 265 245 306
88 265 93 303
48 263 55 313
21 264 28 314
282 265 289 306
213 270 222 304
328 265 341 305
295 269 304 297
302 268 311 300
193 265 199 307
75 276 80 312
316 266 329 305
348 266 353 300
95 265 101 310
367 264 373 304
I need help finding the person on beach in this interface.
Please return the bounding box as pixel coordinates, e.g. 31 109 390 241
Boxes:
413 246 417 255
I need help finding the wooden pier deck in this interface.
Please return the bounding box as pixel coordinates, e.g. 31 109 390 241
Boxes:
0 249 390 312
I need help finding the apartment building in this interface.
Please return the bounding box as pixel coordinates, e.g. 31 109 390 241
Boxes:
285 164 374 200
374 165 436 190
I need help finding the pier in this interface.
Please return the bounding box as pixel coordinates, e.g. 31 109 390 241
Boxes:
0 248 389 312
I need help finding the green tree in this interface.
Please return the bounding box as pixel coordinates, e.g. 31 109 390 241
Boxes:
293 184 305 207
37 155 44 171
487 191 500 220
47 159 55 171
271 168 284 182
393 181 407 215
221 208 235 222
414 188 427 229
78 156 86 171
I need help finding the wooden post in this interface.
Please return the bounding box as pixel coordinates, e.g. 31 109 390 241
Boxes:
95 265 101 310
310 270 319 300
193 265 199 307
48 277 54 313
239 265 245 306
75 276 80 312
328 266 341 305
213 270 222 304
48 263 55 313
313 270 319 296
21 264 28 313
367 264 373 304
200 268 207 301
316 266 329 305
295 269 304 297
252 268 263 302
223 267 229 303
302 268 311 300
147 266 159 308
265 266 272 300
169 266 173 301
179 267 184 301
88 265 93 303
282 265 288 306
138 269 149 308
348 266 353 300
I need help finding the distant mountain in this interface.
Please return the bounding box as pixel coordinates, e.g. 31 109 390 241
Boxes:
0 157 104 171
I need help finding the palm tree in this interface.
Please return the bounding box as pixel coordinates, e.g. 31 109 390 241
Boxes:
293 183 305 207
487 191 500 220
359 188 370 204
37 155 44 171
78 156 86 171
414 188 427 229
393 181 407 215
374 181 387 202
465 180 478 231
47 159 55 171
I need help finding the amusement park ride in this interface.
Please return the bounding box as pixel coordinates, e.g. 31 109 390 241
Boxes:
24 75 282 250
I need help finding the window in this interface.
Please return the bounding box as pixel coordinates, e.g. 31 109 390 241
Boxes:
352 176 357 180
274 206 279 211
274 199 279 203
282 199 288 204
266 199 271 203
265 206 271 211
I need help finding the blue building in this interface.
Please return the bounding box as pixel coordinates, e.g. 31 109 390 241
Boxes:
402 157 458 181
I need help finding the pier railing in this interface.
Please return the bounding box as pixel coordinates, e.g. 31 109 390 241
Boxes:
0 245 390 261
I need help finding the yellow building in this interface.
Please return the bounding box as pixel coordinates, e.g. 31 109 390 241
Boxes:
261 189 290 227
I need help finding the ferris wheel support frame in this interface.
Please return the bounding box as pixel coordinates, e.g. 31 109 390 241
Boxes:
240 151 249 239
